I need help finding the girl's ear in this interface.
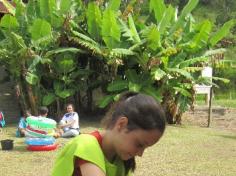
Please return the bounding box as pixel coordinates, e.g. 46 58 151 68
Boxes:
114 116 128 131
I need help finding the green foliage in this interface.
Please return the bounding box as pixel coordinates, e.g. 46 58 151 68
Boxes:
209 19 236 46
26 72 39 85
170 0 199 33
0 14 19 30
29 18 52 42
0 0 234 122
101 9 121 49
42 93 56 106
86 2 102 41
150 0 166 23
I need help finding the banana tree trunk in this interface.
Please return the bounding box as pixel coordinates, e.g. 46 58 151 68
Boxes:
20 60 38 115
15 82 27 114
162 92 175 124
25 83 37 115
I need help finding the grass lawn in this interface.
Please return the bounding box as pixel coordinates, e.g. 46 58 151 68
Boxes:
195 94 236 108
0 120 236 176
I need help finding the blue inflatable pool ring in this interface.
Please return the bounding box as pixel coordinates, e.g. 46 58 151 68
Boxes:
25 137 55 146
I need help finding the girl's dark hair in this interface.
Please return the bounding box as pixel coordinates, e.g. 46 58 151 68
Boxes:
102 92 166 175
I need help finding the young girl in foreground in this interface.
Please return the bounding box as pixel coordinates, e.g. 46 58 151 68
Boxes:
52 92 166 176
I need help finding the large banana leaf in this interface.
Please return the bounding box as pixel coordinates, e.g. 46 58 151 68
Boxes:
128 14 141 43
142 86 162 102
190 20 212 51
158 5 175 35
149 0 166 24
167 68 193 80
28 55 42 72
141 25 161 50
45 47 84 58
173 87 192 97
71 31 102 55
42 93 56 106
26 72 39 85
110 48 136 58
128 82 142 92
184 14 195 33
53 81 63 92
107 0 121 11
55 57 75 74
179 56 209 68
53 80 75 98
125 69 139 83
0 14 19 30
26 0 41 23
9 32 27 50
209 19 235 47
151 68 166 81
29 18 52 42
98 94 116 108
138 71 154 85
107 79 128 92
119 18 134 42
86 2 102 41
59 0 72 14
56 89 75 99
14 1 26 23
170 0 199 34
212 77 230 84
203 48 226 57
39 0 56 24
101 9 121 49
119 16 141 44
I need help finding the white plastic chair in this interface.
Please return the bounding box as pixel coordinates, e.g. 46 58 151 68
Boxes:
194 66 213 105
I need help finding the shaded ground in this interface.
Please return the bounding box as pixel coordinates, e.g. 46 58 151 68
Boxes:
182 105 236 132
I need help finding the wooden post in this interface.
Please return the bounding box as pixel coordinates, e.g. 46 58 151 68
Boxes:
207 87 213 127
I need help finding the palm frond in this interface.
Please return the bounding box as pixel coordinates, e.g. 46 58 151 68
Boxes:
183 67 202 73
110 48 136 58
72 30 100 45
203 48 226 56
70 31 102 55
179 56 209 68
70 36 102 55
167 68 193 80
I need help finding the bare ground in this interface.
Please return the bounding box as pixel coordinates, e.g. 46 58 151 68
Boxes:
182 105 236 132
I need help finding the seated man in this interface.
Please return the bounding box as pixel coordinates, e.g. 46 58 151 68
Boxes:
38 106 48 118
58 104 80 138
16 107 47 137
24 106 60 138
16 110 31 137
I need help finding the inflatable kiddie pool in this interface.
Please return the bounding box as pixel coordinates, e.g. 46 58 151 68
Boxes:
27 143 58 151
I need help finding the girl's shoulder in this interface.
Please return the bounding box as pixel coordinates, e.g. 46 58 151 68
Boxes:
67 133 106 171
71 132 101 149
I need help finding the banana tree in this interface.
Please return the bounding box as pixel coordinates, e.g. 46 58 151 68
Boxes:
0 0 85 115
0 0 234 122
86 0 235 123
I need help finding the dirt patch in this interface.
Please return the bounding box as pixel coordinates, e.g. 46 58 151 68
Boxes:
182 105 236 132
